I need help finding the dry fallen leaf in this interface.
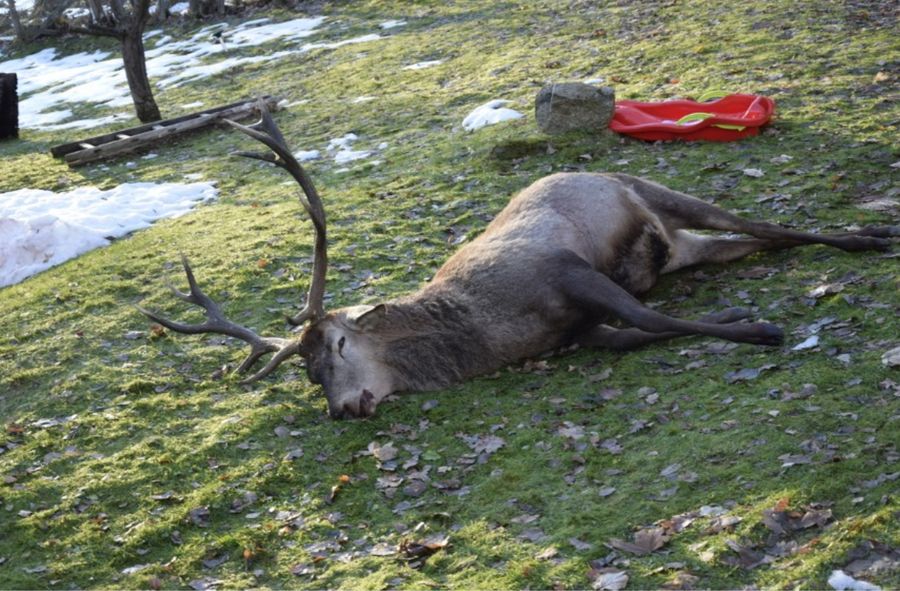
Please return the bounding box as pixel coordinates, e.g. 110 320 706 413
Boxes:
608 526 670 555
400 534 449 567
808 283 844 299
188 506 210 528
569 537 594 552
535 546 558 560
368 441 399 462
724 539 768 570
661 570 700 590
881 346 900 368
459 433 505 455
589 568 629 591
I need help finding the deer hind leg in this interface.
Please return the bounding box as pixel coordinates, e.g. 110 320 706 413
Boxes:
557 251 783 346
610 173 898 253
661 231 799 273
576 307 752 350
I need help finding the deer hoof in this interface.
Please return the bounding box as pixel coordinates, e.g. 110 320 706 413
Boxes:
749 322 784 346
841 236 892 252
858 225 900 238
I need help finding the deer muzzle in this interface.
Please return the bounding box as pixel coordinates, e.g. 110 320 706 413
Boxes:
329 389 377 420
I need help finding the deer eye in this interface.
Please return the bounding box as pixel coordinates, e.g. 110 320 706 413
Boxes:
338 336 346 354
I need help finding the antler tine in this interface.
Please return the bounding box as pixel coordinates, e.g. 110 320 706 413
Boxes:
225 100 328 326
137 255 298 383
239 340 303 384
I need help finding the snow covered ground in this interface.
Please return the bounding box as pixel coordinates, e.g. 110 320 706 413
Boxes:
0 0 35 15
462 100 524 131
0 15 409 289
0 13 519 290
0 183 217 287
0 16 384 131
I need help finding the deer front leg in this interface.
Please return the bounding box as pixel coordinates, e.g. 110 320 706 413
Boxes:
556 252 783 346
576 307 752 350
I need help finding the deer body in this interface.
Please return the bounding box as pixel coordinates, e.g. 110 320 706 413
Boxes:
296 172 893 418
141 107 897 420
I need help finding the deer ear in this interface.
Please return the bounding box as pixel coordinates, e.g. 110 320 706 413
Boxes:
347 304 387 331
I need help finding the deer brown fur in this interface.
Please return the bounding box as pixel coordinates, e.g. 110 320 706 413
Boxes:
140 106 898 420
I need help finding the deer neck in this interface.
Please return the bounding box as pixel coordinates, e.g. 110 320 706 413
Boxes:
377 288 494 392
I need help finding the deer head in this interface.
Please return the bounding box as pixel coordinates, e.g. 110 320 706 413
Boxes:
138 102 387 419
298 305 398 419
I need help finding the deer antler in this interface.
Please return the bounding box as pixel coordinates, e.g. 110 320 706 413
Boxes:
224 101 327 325
136 255 301 382
137 101 328 382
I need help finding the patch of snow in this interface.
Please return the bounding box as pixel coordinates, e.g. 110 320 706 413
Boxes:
151 34 173 47
35 112 133 131
326 133 371 164
379 20 407 29
583 77 606 84
62 7 90 19
180 101 204 109
5 0 34 12
462 100 524 131
0 183 217 288
328 133 359 150
828 570 881 591
293 150 321 162
403 60 443 70
334 148 371 164
352 96 376 103
168 1 190 15
0 16 384 131
304 33 382 52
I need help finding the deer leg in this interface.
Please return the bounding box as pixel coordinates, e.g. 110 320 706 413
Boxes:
576 307 751 350
558 253 783 346
612 173 898 252
662 231 799 272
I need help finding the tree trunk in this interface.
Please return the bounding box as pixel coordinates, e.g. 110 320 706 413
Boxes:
155 0 170 23
120 30 161 122
4 0 29 42
117 0 159 123
86 0 104 22
0 73 19 140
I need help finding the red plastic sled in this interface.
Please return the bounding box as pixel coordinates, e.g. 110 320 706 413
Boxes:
609 94 775 142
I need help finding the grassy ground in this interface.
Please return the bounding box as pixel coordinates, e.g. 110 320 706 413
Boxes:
1 1 898 588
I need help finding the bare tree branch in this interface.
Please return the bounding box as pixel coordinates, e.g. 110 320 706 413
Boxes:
65 23 123 37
